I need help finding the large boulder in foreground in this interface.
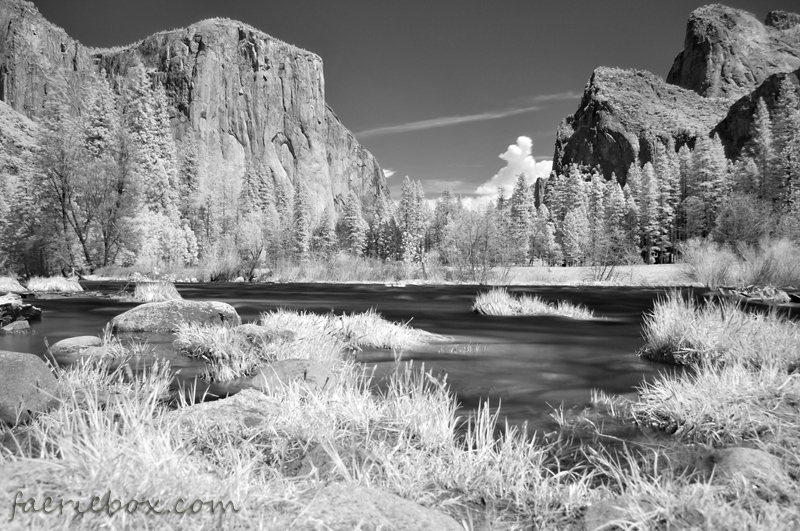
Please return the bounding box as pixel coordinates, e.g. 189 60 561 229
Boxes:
110 300 241 333
298 484 462 531
0 350 58 426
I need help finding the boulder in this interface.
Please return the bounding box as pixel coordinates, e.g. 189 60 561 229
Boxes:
0 292 41 326
0 350 59 426
169 388 281 432
110 300 241 333
1 320 31 333
48 335 103 357
298 484 462 531
675 446 792 500
245 359 334 393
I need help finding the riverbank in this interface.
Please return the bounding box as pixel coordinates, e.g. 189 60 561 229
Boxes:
1 287 798 529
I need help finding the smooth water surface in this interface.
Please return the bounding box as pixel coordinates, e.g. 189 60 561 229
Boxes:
1 282 690 433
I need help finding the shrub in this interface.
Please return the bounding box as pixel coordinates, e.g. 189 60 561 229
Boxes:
678 238 737 287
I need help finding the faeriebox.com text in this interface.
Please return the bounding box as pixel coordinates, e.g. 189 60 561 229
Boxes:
9 490 242 521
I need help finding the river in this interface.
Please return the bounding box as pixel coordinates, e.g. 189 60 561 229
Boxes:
2 282 690 434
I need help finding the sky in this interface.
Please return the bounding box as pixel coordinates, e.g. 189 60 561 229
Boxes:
31 0 800 200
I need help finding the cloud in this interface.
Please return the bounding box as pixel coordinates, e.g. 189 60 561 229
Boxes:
382 168 396 178
356 105 541 139
475 136 553 197
530 90 582 103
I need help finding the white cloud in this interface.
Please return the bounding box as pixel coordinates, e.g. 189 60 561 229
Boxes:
475 136 552 197
382 168 396 179
356 105 540 138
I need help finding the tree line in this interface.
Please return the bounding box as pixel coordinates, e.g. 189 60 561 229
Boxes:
0 69 797 282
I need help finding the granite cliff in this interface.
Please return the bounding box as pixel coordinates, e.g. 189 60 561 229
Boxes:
553 68 730 183
0 0 387 218
554 4 800 182
667 5 800 99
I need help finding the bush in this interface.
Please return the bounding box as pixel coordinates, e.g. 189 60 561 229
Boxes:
680 237 800 288
678 238 738 287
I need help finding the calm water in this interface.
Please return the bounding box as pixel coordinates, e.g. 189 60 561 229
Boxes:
2 282 695 433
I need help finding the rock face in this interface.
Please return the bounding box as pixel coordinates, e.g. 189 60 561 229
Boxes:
553 67 730 183
667 5 800 99
554 5 800 182
109 299 241 332
0 350 58 425
714 68 800 158
0 0 388 217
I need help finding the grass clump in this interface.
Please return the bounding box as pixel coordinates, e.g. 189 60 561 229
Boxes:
174 320 342 381
25 276 83 292
638 291 799 367
473 288 596 319
174 309 445 382
260 308 445 350
0 276 26 292
132 281 182 302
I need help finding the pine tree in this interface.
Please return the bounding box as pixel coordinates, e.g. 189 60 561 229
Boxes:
398 177 426 263
313 206 338 259
509 173 534 262
772 77 800 208
343 191 368 257
293 185 312 262
639 163 661 263
690 134 728 235
561 208 589 266
746 98 775 200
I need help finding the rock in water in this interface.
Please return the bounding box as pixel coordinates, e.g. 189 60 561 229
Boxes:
48 336 103 357
0 0 389 219
0 292 41 327
110 300 241 332
1 320 31 333
0 350 59 426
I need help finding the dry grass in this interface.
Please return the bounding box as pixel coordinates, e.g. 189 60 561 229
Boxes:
132 281 182 302
473 288 597 319
0 276 26 292
680 238 800 288
25 276 83 293
174 320 343 382
638 291 799 367
259 308 446 350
